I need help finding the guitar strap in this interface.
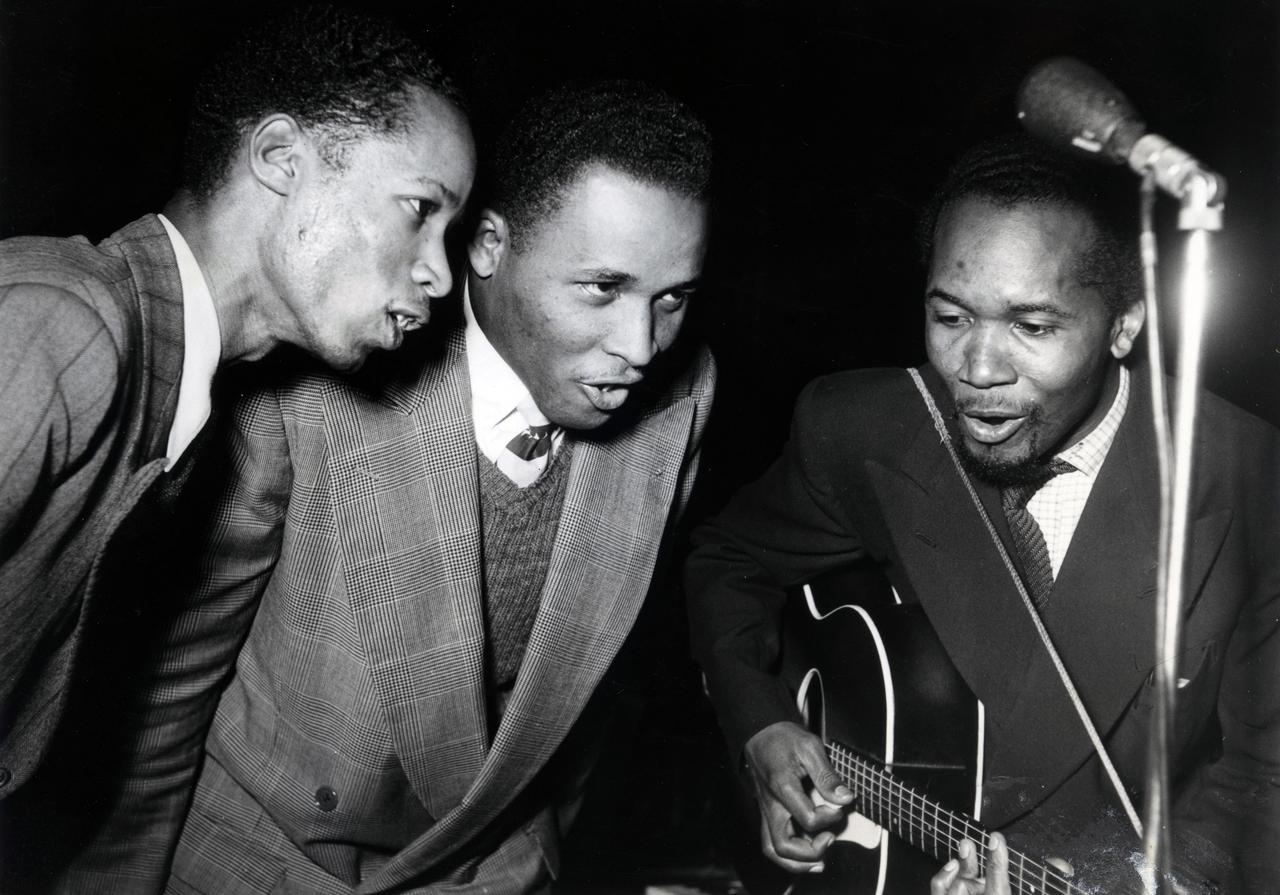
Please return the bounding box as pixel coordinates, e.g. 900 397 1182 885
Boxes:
907 367 1144 839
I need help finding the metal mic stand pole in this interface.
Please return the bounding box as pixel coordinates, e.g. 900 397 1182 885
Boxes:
1141 171 1224 895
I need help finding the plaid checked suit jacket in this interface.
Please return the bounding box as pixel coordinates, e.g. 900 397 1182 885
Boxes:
0 216 183 803
71 325 715 893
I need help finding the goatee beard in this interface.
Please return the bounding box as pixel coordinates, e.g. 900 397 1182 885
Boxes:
951 409 1058 488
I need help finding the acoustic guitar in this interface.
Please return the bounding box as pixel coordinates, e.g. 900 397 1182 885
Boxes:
780 580 1100 895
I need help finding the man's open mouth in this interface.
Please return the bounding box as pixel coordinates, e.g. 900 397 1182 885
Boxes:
959 412 1028 445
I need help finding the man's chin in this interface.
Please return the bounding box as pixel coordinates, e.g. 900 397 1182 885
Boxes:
545 397 629 435
955 437 1053 487
552 407 609 433
321 344 370 374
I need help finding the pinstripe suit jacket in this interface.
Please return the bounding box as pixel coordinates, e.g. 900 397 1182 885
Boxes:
79 326 715 894
0 215 183 801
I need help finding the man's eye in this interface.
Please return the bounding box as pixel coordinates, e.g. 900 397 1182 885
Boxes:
406 198 440 223
932 313 967 327
1015 321 1056 337
579 282 620 299
658 291 692 311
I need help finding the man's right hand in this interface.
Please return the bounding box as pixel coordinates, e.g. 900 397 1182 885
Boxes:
743 720 855 873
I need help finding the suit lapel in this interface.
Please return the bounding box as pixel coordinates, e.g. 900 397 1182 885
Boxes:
865 383 1042 734
884 365 1234 825
985 367 1233 821
981 398 1159 820
362 391 698 894
323 332 489 820
479 395 694 798
109 215 186 461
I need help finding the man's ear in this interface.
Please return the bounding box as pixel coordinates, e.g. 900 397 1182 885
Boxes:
468 209 510 278
248 114 308 196
1110 297 1146 359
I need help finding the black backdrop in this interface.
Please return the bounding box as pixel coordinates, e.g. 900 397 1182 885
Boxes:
2 0 1277 889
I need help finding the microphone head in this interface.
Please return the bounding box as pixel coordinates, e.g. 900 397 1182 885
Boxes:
1016 57 1146 164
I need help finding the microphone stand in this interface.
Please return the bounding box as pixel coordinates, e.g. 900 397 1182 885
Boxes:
1139 169 1224 895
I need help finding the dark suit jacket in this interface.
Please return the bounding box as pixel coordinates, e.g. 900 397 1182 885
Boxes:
68 327 715 894
0 215 183 800
686 364 1280 892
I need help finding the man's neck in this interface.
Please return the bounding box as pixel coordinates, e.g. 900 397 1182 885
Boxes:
1058 360 1124 451
163 190 282 365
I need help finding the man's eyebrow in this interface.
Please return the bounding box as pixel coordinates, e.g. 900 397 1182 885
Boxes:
666 277 702 292
576 267 636 284
409 177 462 207
1008 301 1078 319
925 288 1077 319
925 287 972 310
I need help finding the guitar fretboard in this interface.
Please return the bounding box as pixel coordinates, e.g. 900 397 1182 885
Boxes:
826 740 1089 895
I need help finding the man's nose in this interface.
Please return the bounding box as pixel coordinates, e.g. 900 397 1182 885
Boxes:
960 326 1015 388
604 302 659 369
411 232 452 301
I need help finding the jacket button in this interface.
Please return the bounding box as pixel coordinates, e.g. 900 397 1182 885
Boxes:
314 786 338 812
0 767 10 787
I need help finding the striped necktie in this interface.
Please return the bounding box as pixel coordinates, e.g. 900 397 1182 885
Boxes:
1001 458 1075 607
494 401 557 487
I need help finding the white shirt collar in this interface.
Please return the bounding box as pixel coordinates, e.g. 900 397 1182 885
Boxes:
157 213 221 471
464 281 536 432
464 280 562 462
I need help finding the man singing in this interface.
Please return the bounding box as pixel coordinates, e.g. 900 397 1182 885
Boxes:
687 134 1280 894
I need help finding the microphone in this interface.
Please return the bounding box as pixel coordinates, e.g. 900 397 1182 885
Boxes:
1016 57 1225 204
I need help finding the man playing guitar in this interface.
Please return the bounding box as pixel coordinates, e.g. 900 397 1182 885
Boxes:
685 134 1280 894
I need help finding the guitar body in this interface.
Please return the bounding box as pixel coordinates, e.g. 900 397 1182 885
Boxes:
783 581 984 895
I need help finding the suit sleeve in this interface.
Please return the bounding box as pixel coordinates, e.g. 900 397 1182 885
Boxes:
685 376 868 757
1170 419 1280 893
0 284 118 537
0 283 120 739
61 384 295 893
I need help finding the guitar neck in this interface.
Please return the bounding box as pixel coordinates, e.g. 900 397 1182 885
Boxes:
826 741 1088 895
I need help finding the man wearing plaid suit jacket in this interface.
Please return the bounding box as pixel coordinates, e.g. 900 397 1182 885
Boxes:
80 81 716 893
0 7 476 888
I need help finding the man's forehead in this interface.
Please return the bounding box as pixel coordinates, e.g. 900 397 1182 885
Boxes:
556 165 703 215
353 93 474 197
938 196 1097 248
929 199 1111 312
532 168 707 250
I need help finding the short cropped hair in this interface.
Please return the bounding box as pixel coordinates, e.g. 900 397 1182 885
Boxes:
486 80 713 250
182 5 463 199
918 133 1140 319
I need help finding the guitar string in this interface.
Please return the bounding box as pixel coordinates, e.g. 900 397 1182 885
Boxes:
826 741 1085 895
838 751 1078 895
832 748 1079 895
829 746 1080 895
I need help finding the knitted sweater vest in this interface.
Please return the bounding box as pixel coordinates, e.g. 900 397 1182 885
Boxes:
476 441 575 693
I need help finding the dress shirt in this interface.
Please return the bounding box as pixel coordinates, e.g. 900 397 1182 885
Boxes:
157 214 220 471
464 284 564 468
1029 365 1130 578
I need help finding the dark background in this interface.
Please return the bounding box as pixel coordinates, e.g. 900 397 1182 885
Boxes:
2 0 1277 890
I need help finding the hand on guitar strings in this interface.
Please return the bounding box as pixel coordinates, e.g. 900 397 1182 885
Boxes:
932 833 1012 895
743 720 854 873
